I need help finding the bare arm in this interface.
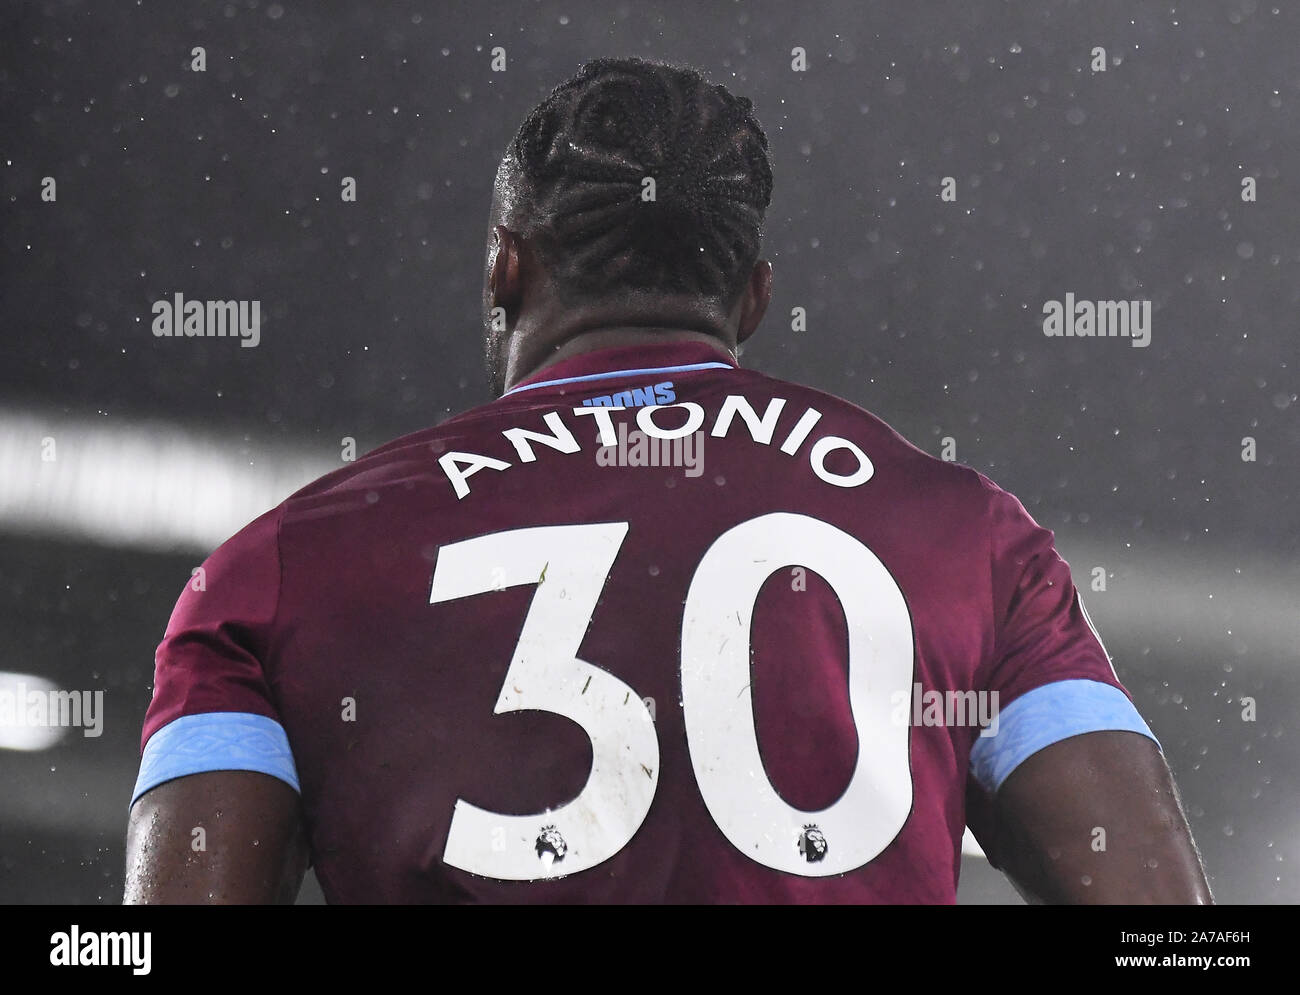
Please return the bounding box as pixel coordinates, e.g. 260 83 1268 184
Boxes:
982 730 1212 904
124 771 308 904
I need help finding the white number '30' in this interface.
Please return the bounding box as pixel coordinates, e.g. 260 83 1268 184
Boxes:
429 513 914 881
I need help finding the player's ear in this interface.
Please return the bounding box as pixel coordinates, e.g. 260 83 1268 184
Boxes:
488 225 525 312
736 259 772 345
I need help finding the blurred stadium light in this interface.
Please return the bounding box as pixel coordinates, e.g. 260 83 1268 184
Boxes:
0 672 66 752
0 407 334 554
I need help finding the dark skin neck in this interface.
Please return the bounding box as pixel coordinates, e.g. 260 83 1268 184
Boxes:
483 224 774 395
518 326 737 381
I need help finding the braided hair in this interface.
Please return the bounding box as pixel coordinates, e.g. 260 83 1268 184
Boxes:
504 57 774 306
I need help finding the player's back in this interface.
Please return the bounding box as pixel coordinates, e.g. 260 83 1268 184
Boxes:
141 339 1121 903
263 339 1000 903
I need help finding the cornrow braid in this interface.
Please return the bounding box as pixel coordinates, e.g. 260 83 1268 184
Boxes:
507 57 773 304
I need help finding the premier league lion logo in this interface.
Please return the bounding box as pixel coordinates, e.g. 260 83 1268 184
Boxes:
798 824 828 863
535 825 568 864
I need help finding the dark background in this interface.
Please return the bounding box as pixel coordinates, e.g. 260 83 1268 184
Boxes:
0 0 1295 903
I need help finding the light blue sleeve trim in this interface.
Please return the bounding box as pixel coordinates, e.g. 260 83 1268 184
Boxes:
969 679 1160 793
131 711 300 806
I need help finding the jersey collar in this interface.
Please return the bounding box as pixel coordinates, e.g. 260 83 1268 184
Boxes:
500 340 739 399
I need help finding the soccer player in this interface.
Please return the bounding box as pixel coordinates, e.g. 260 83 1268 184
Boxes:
125 57 1211 904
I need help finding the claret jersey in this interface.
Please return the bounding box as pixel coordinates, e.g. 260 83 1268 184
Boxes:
133 339 1156 903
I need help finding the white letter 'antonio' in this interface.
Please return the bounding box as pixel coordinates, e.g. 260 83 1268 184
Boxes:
438 396 874 499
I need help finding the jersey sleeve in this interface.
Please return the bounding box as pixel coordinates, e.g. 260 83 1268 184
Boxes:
967 477 1159 796
130 505 300 806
